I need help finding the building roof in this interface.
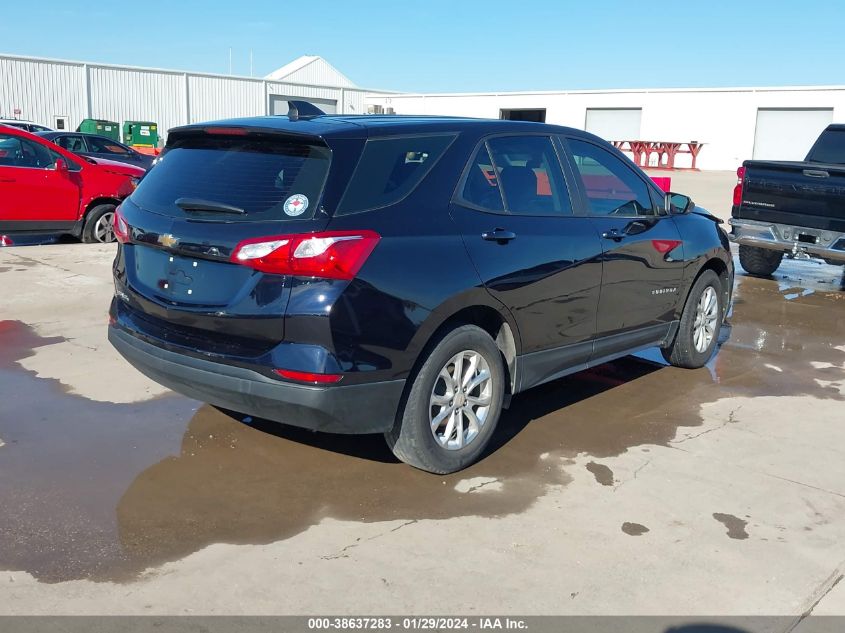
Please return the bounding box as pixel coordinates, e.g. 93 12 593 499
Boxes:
264 55 358 88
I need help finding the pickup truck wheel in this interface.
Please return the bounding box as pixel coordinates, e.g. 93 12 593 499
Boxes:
385 325 505 474
81 204 118 244
662 270 723 369
738 244 783 277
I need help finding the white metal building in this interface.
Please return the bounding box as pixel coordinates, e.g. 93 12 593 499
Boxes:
0 54 378 143
3 50 845 171
366 87 845 170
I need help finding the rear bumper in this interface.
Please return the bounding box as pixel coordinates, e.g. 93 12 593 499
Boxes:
729 218 845 263
108 326 405 434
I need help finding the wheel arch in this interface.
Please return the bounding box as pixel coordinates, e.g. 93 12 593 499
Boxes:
694 255 733 317
405 292 521 396
73 197 121 237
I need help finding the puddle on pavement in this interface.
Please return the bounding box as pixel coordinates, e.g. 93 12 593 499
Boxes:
713 513 750 540
0 257 843 583
621 522 650 536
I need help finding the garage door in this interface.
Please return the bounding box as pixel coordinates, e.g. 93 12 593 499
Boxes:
753 108 833 160
269 95 338 116
585 108 642 142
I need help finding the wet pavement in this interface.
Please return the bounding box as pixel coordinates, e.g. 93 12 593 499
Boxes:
0 254 844 586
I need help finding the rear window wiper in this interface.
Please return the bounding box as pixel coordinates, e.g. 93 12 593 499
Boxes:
175 197 246 215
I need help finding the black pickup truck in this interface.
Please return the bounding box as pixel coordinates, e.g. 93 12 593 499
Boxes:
731 124 845 276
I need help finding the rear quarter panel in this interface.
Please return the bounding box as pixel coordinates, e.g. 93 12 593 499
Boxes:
322 131 520 384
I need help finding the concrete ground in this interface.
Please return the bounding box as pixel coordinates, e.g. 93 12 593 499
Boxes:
645 169 736 221
1 187 845 615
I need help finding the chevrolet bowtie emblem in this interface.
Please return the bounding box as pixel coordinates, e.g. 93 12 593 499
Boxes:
158 233 179 248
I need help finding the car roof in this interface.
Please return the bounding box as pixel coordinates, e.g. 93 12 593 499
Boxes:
170 114 594 142
36 131 114 139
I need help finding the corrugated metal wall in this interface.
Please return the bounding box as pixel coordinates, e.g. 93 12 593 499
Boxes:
89 66 186 136
0 54 372 141
0 57 86 128
188 75 264 122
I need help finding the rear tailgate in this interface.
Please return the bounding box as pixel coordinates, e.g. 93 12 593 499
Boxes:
114 126 347 357
736 160 845 232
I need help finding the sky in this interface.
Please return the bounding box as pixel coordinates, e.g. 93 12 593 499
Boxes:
1 0 844 92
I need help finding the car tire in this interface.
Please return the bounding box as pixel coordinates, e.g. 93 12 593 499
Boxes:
81 203 118 243
385 325 505 474
738 244 783 277
662 270 723 369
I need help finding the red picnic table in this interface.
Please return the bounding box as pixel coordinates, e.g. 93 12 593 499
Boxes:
611 140 704 170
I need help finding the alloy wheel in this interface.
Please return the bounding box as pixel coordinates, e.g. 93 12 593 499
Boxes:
429 350 493 450
692 285 719 353
94 211 116 243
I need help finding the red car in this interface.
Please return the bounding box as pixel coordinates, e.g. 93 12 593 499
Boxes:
0 125 145 244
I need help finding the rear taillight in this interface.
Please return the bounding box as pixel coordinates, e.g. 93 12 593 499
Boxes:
0 235 12 247
231 230 380 279
113 207 130 244
732 166 746 206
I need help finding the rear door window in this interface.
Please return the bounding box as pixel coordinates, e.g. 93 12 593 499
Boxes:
130 135 331 221
460 143 505 212
487 135 572 215
336 134 455 215
87 136 131 155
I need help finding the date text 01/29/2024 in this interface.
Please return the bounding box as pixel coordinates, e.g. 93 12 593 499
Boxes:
307 617 528 630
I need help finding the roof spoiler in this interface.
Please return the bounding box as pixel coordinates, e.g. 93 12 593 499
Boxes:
288 100 326 121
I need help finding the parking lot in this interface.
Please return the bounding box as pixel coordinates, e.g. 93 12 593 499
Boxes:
1 170 844 616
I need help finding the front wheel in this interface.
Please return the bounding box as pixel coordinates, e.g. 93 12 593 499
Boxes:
662 270 723 369
81 203 118 244
385 325 505 474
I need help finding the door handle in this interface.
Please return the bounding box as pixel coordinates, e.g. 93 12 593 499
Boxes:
0 178 15 183
601 229 625 242
803 169 830 178
482 229 516 243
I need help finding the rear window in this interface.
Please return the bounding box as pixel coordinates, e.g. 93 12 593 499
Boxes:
807 128 845 164
336 134 455 215
130 135 331 221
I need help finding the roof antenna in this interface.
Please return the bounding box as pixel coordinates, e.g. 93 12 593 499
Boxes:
287 100 327 121
287 101 300 122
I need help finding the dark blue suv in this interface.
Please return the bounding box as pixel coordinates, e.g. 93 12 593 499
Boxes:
108 108 733 473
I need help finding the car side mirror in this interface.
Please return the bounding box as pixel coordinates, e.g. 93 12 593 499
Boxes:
665 192 694 215
54 158 69 175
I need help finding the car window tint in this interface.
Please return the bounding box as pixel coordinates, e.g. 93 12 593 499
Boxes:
487 136 571 215
88 136 130 154
56 135 86 153
460 143 504 212
131 136 331 222
567 138 654 216
807 128 845 164
336 134 455 215
0 134 55 168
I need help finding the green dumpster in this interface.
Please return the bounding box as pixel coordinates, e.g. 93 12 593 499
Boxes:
77 118 120 141
122 121 159 148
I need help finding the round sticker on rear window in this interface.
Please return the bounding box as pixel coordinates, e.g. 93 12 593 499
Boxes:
283 194 309 217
